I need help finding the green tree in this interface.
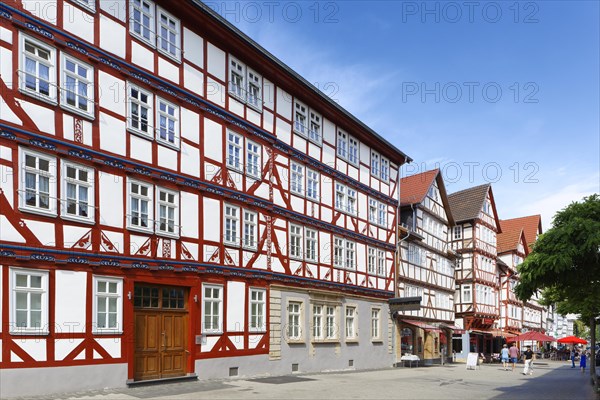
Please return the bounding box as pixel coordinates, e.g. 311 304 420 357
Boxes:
515 194 600 389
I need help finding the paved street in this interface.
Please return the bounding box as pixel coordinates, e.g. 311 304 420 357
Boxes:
12 361 597 400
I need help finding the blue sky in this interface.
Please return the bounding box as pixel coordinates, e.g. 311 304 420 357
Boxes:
207 1 600 229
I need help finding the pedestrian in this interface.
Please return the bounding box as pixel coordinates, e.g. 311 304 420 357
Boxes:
580 351 587 373
522 345 535 375
570 348 576 368
509 343 520 371
501 344 510 371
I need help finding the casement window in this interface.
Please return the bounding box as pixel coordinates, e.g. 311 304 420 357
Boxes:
293 100 322 145
305 228 318 262
289 224 303 259
228 56 262 109
287 301 302 340
345 306 356 340
462 285 472 303
337 130 348 159
347 187 357 215
335 183 357 215
61 54 94 117
19 149 56 216
246 140 261 179
61 161 94 222
308 110 322 144
243 210 258 250
380 157 389 181
249 288 266 331
369 199 377 224
157 7 181 61
224 204 240 246
453 226 462 240
156 98 179 148
312 305 323 339
227 131 243 171
371 151 380 177
345 240 356 270
368 247 377 275
294 101 308 136
10 268 49 334
290 163 305 195
72 0 95 12
333 237 344 268
371 308 381 340
156 187 179 237
127 179 153 232
405 285 423 300
325 306 337 339
20 34 56 101
333 237 355 270
93 276 123 333
348 136 359 165
377 249 386 276
202 284 223 333
408 243 424 266
306 168 319 201
127 83 153 137
130 0 155 46
378 202 387 226
435 293 450 310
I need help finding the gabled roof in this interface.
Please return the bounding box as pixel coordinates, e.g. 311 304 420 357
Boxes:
497 220 529 255
501 215 543 249
447 184 500 230
400 169 454 225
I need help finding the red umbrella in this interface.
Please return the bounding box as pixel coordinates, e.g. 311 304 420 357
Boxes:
512 331 556 342
557 335 587 345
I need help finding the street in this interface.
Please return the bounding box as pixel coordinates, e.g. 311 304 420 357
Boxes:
11 361 597 400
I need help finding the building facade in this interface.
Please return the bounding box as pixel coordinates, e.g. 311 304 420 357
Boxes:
0 1 410 396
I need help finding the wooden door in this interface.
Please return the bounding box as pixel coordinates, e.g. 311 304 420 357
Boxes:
134 285 188 381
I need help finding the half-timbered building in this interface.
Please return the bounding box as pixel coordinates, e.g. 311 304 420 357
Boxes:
0 1 410 396
448 184 501 359
395 169 459 364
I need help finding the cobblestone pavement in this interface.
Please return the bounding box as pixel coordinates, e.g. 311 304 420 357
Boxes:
9 361 598 400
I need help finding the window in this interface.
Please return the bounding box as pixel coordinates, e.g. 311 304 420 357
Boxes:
61 161 94 222
156 187 179 237
288 301 302 340
453 226 462 240
348 136 359 165
127 83 153 137
227 131 243 171
247 69 262 109
10 268 49 334
312 305 323 339
202 285 223 333
246 140 261 179
61 54 94 117
19 148 56 215
371 308 381 340
20 34 56 101
308 110 322 144
93 276 123 333
72 0 95 12
368 247 377 274
229 57 245 99
157 7 181 61
408 244 423 266
127 179 153 232
305 228 318 262
249 288 266 331
371 151 380 177
377 249 386 276
224 204 240 246
334 237 344 268
334 237 355 270
337 130 359 165
378 202 387 226
335 183 357 215
462 285 472 303
156 98 179 148
369 199 377 224
243 210 258 250
306 168 319 201
345 306 356 340
325 306 336 339
229 56 262 109
289 224 303 259
294 101 308 136
345 240 356 270
380 157 389 181
130 0 155 45
290 163 304 195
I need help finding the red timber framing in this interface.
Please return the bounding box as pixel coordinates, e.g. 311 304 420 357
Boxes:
0 0 410 387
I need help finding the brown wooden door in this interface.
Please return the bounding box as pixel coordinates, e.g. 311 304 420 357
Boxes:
134 285 188 381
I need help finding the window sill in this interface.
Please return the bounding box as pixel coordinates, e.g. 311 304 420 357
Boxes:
10 330 50 336
127 128 154 141
92 330 124 335
371 339 384 343
247 102 263 114
60 214 96 225
228 91 246 104
307 138 323 147
19 88 58 106
157 50 182 65
126 225 154 235
224 242 241 248
286 339 305 345
242 246 258 252
345 339 359 344
156 231 180 240
60 104 95 121
157 139 181 151
19 206 58 219
202 331 223 336
130 32 156 50
311 339 340 344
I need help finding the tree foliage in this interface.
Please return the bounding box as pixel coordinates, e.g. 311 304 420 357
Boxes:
515 194 600 320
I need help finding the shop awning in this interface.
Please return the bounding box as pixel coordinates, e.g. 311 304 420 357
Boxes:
470 329 494 335
400 319 441 333
440 323 466 335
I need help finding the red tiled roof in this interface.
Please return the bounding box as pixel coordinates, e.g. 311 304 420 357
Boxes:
400 169 439 205
497 219 527 254
501 215 542 249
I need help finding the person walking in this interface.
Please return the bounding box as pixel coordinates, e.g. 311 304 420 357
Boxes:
501 344 510 371
570 348 576 368
509 343 520 371
522 345 535 375
580 351 587 373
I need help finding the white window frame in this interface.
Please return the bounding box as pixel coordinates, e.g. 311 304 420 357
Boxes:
369 198 377 224
61 160 94 223
453 226 462 240
345 306 357 340
127 82 154 138
380 156 389 181
306 168 320 201
345 240 356 270
290 162 305 196
130 0 155 46
308 109 322 145
243 210 258 250
289 223 303 260
60 53 94 118
305 228 318 262
377 249 386 277
71 0 96 12
462 284 472 303
348 136 359 165
246 68 262 111
378 202 387 226
224 204 240 246
337 130 348 160
156 97 180 149
325 305 337 339
127 178 154 233
333 236 344 268
10 267 49 335
229 56 245 100
19 34 57 103
371 151 380 178
294 100 308 136
202 284 223 334
368 247 377 275
312 304 323 340
346 187 357 216
287 300 303 341
226 130 243 172
19 147 57 216
156 6 181 61
246 140 261 179
155 187 179 238
92 276 123 334
371 308 381 341
249 288 266 332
